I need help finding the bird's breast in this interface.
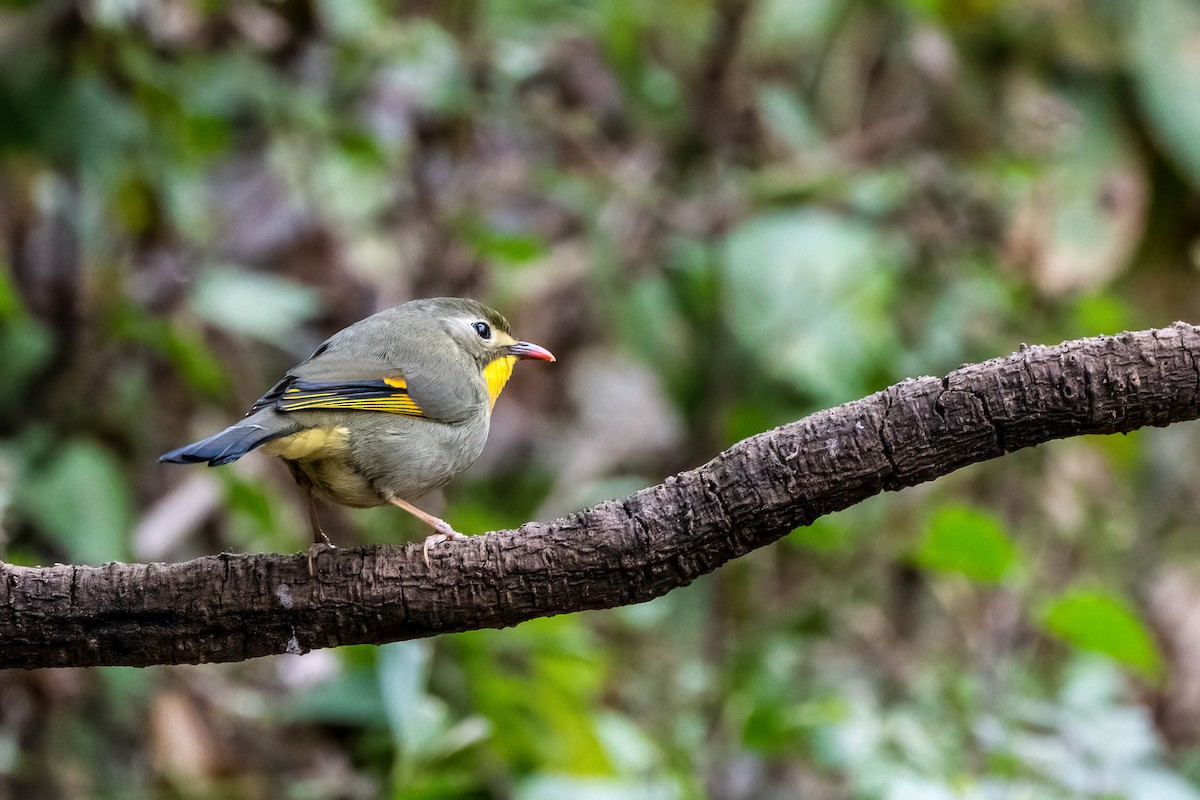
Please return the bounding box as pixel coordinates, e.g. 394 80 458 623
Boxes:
372 412 490 497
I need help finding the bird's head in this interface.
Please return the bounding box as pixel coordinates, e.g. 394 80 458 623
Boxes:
426 297 555 408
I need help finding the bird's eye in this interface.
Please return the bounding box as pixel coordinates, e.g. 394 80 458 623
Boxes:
472 321 491 339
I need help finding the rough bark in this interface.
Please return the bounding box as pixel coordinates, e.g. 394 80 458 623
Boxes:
3 324 1199 669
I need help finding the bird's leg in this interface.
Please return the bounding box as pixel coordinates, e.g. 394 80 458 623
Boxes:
386 496 467 565
305 487 331 547
304 491 338 575
287 461 334 575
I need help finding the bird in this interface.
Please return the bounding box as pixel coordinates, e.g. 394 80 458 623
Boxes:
159 297 555 570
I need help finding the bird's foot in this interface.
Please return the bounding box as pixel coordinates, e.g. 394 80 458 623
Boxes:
386 495 469 566
308 541 337 576
422 522 468 567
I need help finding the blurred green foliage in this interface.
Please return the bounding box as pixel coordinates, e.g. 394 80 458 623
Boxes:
1039 589 1164 684
2 0 1200 798
912 505 1019 584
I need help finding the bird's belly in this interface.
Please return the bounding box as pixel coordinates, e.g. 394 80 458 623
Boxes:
296 455 381 508
365 414 490 501
290 413 490 508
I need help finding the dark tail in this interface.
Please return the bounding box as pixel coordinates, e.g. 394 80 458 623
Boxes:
160 414 295 467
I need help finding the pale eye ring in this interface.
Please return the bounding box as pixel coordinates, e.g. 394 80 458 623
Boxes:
472 321 491 339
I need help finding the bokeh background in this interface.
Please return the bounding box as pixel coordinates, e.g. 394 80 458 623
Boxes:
4 0 1200 797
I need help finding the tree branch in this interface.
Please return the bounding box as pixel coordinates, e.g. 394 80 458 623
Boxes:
4 324 1199 669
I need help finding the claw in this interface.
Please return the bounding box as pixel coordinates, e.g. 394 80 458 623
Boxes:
387 495 469 566
307 541 337 576
422 525 468 567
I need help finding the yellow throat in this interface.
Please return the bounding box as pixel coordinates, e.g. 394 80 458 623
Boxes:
482 355 518 411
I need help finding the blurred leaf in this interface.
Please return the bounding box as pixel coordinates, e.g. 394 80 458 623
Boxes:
517 775 679 800
787 517 854 555
743 695 845 755
844 168 915 218
338 128 388 166
461 224 548 266
1005 87 1145 295
1072 293 1133 338
0 266 53 405
304 146 398 224
0 317 53 411
618 275 691 391
96 667 157 727
109 304 226 396
372 19 470 115
912 505 1019 583
1133 0 1200 188
746 0 840 56
189 265 321 349
223 475 277 533
898 258 1015 377
593 712 659 775
285 660 390 728
378 641 472 763
111 173 157 233
721 209 908 403
0 62 136 166
316 0 386 41
1038 589 1163 681
756 85 821 152
18 440 131 564
663 236 719 322
722 398 799 450
221 472 305 554
0 264 27 319
454 618 612 775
